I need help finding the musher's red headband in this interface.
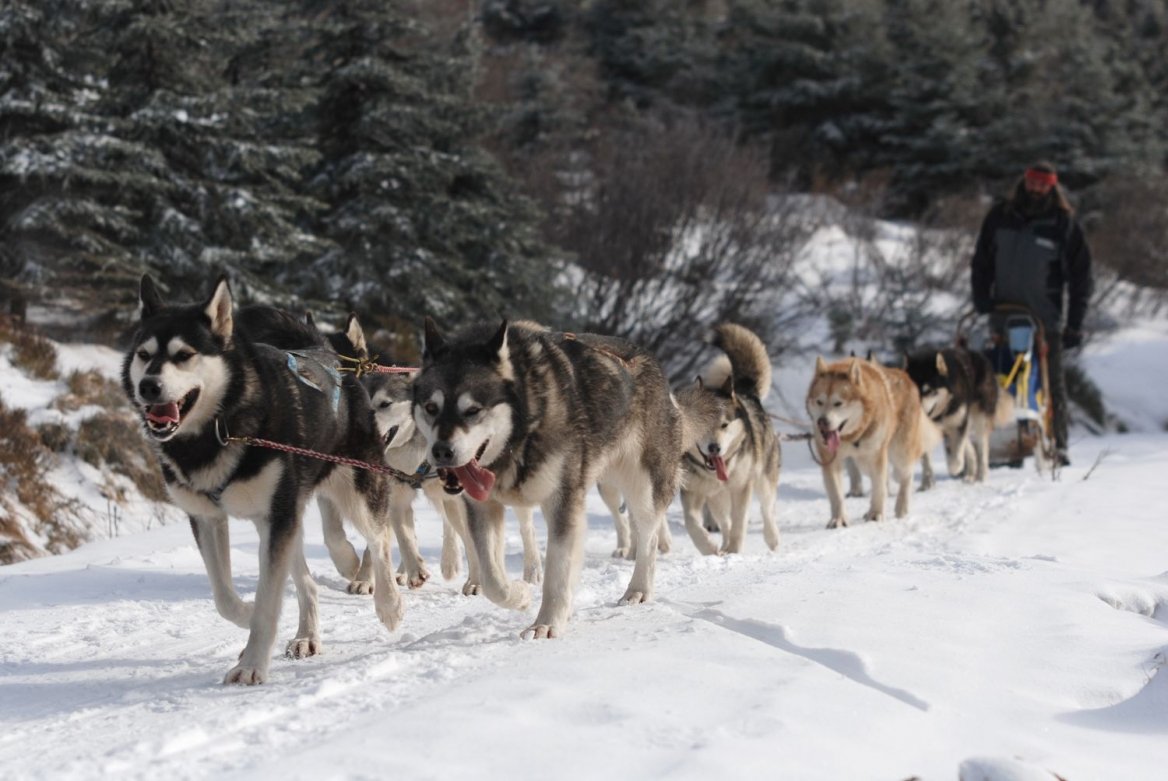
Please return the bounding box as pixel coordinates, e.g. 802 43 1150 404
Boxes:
1024 168 1058 187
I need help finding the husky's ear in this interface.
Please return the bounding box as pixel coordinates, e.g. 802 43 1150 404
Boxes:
304 310 316 329
935 352 949 377
423 316 446 364
848 357 862 386
203 275 234 341
486 319 509 363
345 313 368 358
720 373 736 399
815 356 828 375
139 274 163 320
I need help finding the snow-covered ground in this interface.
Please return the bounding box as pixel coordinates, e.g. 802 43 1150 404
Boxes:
3 201 1168 779
1 428 1166 780
2 323 1167 780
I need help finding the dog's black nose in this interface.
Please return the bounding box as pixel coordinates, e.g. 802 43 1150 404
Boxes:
431 441 455 463
139 377 162 402
816 416 829 430
707 442 721 455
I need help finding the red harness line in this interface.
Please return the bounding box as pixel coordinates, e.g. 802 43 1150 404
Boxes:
336 354 418 379
214 419 430 488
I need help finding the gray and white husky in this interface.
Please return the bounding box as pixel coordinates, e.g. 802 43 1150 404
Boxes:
122 276 406 684
366 370 544 592
412 319 699 638
678 323 781 555
306 315 430 593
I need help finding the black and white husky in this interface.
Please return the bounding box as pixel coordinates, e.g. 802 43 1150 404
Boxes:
678 323 781 555
412 319 699 638
904 346 1012 482
122 276 406 684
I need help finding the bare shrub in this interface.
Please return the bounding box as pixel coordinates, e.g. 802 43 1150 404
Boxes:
53 370 127 412
1085 174 1168 318
0 399 84 563
36 422 72 453
0 317 59 380
803 183 977 356
74 413 168 502
529 115 815 381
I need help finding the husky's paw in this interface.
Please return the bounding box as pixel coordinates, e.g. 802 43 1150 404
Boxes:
440 557 460 581
347 579 374 595
611 545 631 559
863 510 884 523
920 475 936 491
285 636 322 659
657 534 672 554
462 580 481 596
826 517 849 529
845 488 865 498
763 531 780 551
520 623 562 640
374 594 404 632
405 564 431 590
523 560 543 585
618 589 651 606
224 664 267 686
394 572 408 586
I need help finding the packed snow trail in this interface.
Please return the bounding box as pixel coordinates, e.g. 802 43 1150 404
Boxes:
2 435 1167 780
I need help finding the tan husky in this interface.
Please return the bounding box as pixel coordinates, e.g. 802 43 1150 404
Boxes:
806 357 939 528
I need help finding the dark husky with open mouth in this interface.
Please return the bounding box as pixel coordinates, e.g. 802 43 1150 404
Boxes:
412 319 704 638
122 275 407 684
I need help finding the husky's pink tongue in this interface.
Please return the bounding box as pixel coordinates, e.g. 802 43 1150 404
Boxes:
823 430 841 455
452 459 495 502
711 454 729 482
147 402 180 425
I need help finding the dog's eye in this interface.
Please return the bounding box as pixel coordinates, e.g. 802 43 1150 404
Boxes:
378 401 391 409
464 406 482 418
833 401 842 408
816 400 824 407
720 422 729 430
173 350 195 363
136 350 151 361
423 402 439 416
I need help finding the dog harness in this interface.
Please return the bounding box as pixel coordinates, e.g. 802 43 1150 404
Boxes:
285 350 342 413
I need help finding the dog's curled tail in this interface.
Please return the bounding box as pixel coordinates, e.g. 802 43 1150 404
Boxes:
993 387 1015 428
712 323 773 400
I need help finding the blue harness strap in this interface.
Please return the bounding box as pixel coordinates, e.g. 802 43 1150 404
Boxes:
286 350 343 413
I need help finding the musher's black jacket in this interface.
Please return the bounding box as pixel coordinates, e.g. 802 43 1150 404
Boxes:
970 201 1093 330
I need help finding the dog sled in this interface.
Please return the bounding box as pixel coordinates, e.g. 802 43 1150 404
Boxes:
958 304 1057 470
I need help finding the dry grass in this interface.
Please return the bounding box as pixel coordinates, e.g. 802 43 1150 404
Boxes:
74 413 168 502
0 514 41 564
52 369 127 412
0 399 82 564
0 316 59 381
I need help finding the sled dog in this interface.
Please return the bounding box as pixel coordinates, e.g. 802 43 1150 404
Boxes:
806 356 940 527
297 314 431 592
678 323 781 555
366 368 545 592
122 276 406 684
904 347 1013 483
412 319 694 638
